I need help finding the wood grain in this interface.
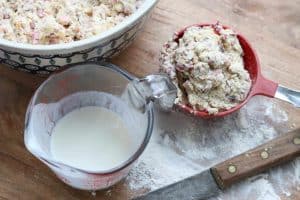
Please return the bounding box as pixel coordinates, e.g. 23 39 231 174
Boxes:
0 0 300 199
211 129 300 189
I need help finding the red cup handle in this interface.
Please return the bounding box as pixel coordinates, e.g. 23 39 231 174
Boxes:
251 75 279 98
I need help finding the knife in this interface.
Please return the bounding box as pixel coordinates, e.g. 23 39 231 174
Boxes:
134 128 300 200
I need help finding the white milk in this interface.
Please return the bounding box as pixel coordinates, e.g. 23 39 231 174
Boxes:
50 106 133 172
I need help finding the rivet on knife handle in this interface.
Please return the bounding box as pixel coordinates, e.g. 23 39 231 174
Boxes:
211 128 300 190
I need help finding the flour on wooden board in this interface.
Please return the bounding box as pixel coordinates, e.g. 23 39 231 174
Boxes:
125 96 300 199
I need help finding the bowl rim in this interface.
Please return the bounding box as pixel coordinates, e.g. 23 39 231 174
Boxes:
24 62 154 175
0 0 158 54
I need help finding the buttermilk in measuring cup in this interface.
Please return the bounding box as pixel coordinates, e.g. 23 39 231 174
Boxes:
50 104 134 172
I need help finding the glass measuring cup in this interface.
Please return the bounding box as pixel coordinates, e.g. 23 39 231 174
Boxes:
24 62 176 190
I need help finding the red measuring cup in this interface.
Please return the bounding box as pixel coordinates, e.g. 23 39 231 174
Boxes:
174 23 300 118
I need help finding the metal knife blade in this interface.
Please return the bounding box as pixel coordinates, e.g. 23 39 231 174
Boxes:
133 169 221 200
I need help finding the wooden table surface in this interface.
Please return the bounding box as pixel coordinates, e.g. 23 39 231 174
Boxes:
0 0 300 199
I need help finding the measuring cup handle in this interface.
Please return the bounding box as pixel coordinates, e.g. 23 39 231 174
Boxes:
126 74 177 112
274 85 300 108
251 75 278 97
252 75 300 108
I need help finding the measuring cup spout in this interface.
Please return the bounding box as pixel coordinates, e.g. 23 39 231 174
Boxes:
126 74 177 112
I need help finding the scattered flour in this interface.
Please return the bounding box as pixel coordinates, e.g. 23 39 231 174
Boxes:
91 191 96 197
125 96 300 199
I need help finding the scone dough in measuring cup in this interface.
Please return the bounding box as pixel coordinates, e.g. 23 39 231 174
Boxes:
160 24 251 114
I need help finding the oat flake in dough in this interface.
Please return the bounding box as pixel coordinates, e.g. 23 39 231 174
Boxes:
159 25 251 114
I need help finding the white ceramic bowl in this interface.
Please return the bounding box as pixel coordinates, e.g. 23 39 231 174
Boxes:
0 0 158 75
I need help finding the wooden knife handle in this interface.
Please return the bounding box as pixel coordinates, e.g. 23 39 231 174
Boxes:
211 128 300 189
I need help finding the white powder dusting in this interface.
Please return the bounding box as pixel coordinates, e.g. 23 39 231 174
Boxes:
125 96 300 199
91 191 96 197
127 134 204 191
218 174 281 200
